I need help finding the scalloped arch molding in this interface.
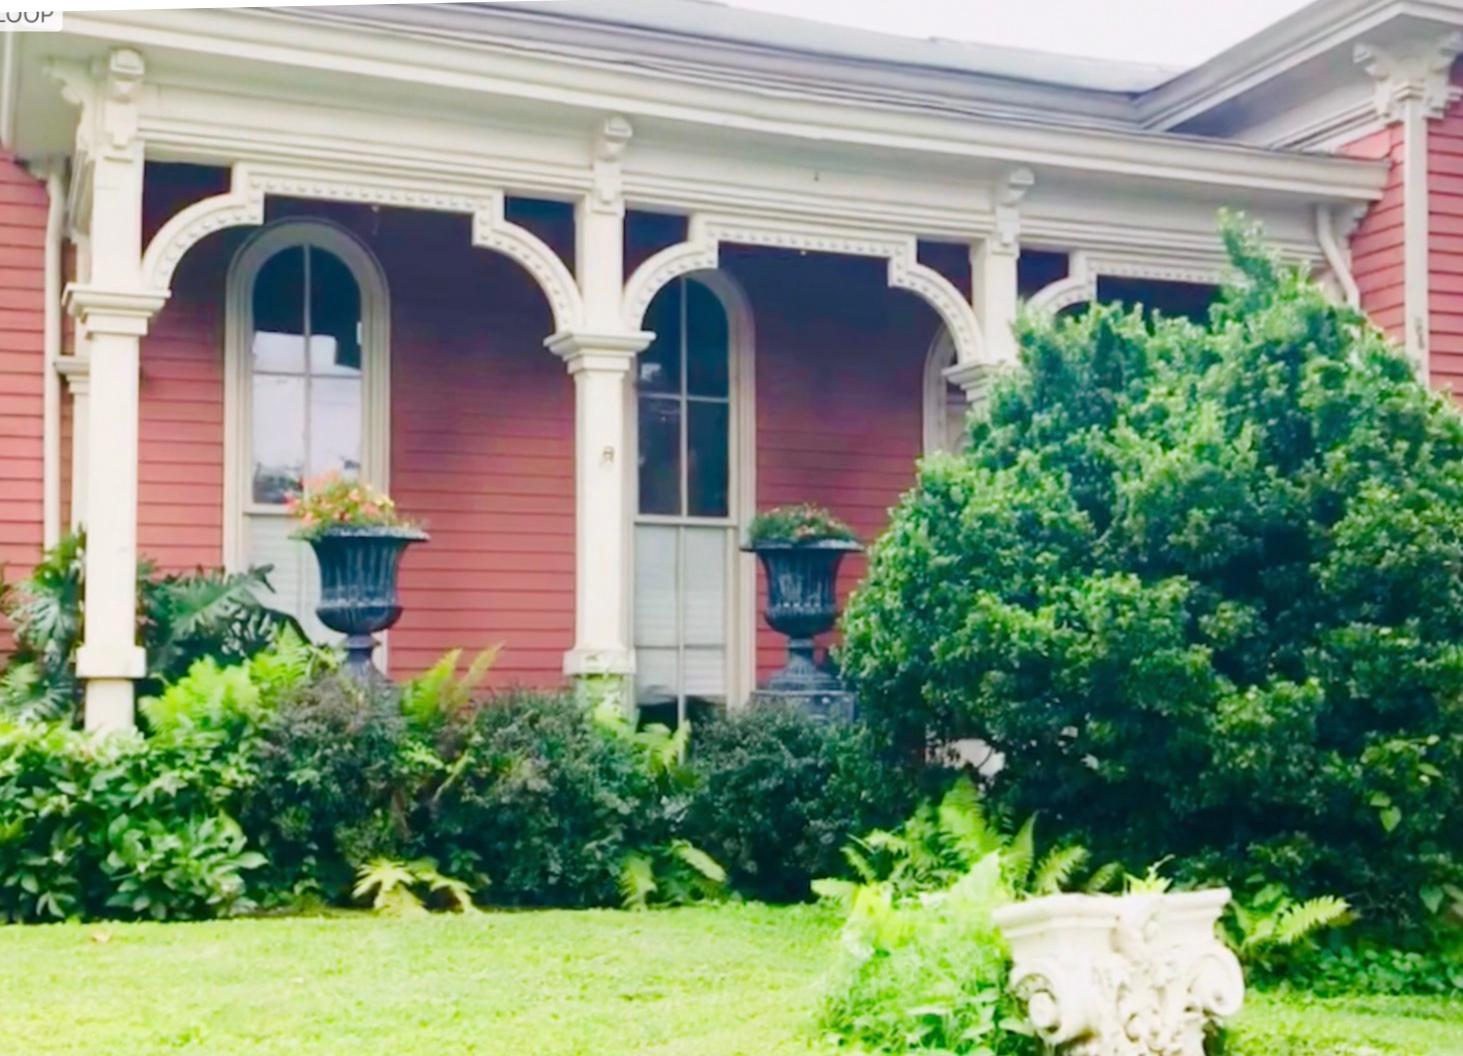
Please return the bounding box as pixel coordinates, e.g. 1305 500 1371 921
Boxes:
139 163 584 332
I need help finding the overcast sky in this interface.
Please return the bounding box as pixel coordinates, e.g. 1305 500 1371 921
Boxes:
719 0 1316 67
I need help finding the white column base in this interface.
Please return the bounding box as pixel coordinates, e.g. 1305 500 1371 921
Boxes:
562 646 636 678
82 678 138 734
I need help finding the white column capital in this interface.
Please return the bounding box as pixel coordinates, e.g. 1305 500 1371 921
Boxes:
944 359 1011 406
1356 33 1463 121
55 353 90 396
546 329 653 373
64 284 166 337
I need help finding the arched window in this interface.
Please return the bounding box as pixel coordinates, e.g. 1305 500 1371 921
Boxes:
923 330 969 456
225 221 390 638
632 274 753 724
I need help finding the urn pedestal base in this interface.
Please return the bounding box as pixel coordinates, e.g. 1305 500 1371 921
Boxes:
749 688 856 724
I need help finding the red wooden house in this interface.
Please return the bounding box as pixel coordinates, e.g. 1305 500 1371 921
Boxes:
0 0 1456 730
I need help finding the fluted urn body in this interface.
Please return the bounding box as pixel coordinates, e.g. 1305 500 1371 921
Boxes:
307 526 427 675
746 539 861 693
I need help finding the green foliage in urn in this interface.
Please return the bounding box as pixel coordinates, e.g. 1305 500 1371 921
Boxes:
746 503 858 546
839 218 1463 939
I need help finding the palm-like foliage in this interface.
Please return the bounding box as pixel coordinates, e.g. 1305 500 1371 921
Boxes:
1 532 301 724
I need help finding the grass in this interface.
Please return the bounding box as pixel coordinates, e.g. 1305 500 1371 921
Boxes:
0 904 1457 1055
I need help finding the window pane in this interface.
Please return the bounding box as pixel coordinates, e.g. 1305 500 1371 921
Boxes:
308 248 363 375
638 396 681 515
634 526 678 647
682 647 726 700
687 401 729 517
638 282 681 394
251 375 305 503
682 527 725 645
251 246 306 373
308 377 363 479
635 647 679 706
685 281 729 398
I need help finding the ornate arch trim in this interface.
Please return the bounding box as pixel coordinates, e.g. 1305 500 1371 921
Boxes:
620 214 984 364
141 163 584 331
1027 251 1096 315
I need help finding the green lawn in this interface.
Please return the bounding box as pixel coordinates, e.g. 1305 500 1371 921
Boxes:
0 905 1457 1055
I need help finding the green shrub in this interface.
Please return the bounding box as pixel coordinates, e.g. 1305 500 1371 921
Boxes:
840 220 1463 938
685 702 917 901
0 532 299 724
0 717 260 922
0 631 323 922
242 672 409 901
426 690 661 907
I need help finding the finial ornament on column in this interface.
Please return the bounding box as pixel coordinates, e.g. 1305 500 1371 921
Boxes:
1355 33 1463 121
590 114 634 216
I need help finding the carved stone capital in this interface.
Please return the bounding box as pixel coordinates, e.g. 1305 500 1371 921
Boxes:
995 889 1244 1056
1356 33 1463 121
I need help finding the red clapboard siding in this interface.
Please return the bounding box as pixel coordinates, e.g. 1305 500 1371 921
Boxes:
1431 76 1463 400
137 237 232 573
1343 127 1406 351
375 208 574 686
0 151 48 617
727 247 935 681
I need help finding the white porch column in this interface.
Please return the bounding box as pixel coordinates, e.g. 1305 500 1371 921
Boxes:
56 48 164 732
552 115 652 695
1357 33 1463 375
67 293 161 733
548 332 651 685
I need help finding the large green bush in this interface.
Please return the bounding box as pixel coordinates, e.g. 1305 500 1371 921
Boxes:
841 222 1463 937
0 633 323 922
685 701 919 902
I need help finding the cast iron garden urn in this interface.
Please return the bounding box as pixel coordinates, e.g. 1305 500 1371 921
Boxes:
308 525 427 677
743 505 861 720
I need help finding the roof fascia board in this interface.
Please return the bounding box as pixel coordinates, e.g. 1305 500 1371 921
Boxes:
1137 0 1459 131
56 8 1386 205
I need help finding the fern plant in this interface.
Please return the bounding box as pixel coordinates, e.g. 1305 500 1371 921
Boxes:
1225 883 1352 975
820 776 1118 905
353 857 477 915
618 839 727 910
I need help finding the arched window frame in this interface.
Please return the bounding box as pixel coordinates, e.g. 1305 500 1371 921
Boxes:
625 271 757 715
922 329 968 457
222 219 392 571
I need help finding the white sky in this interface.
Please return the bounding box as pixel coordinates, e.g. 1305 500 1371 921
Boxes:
718 0 1316 67
55 0 1319 70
